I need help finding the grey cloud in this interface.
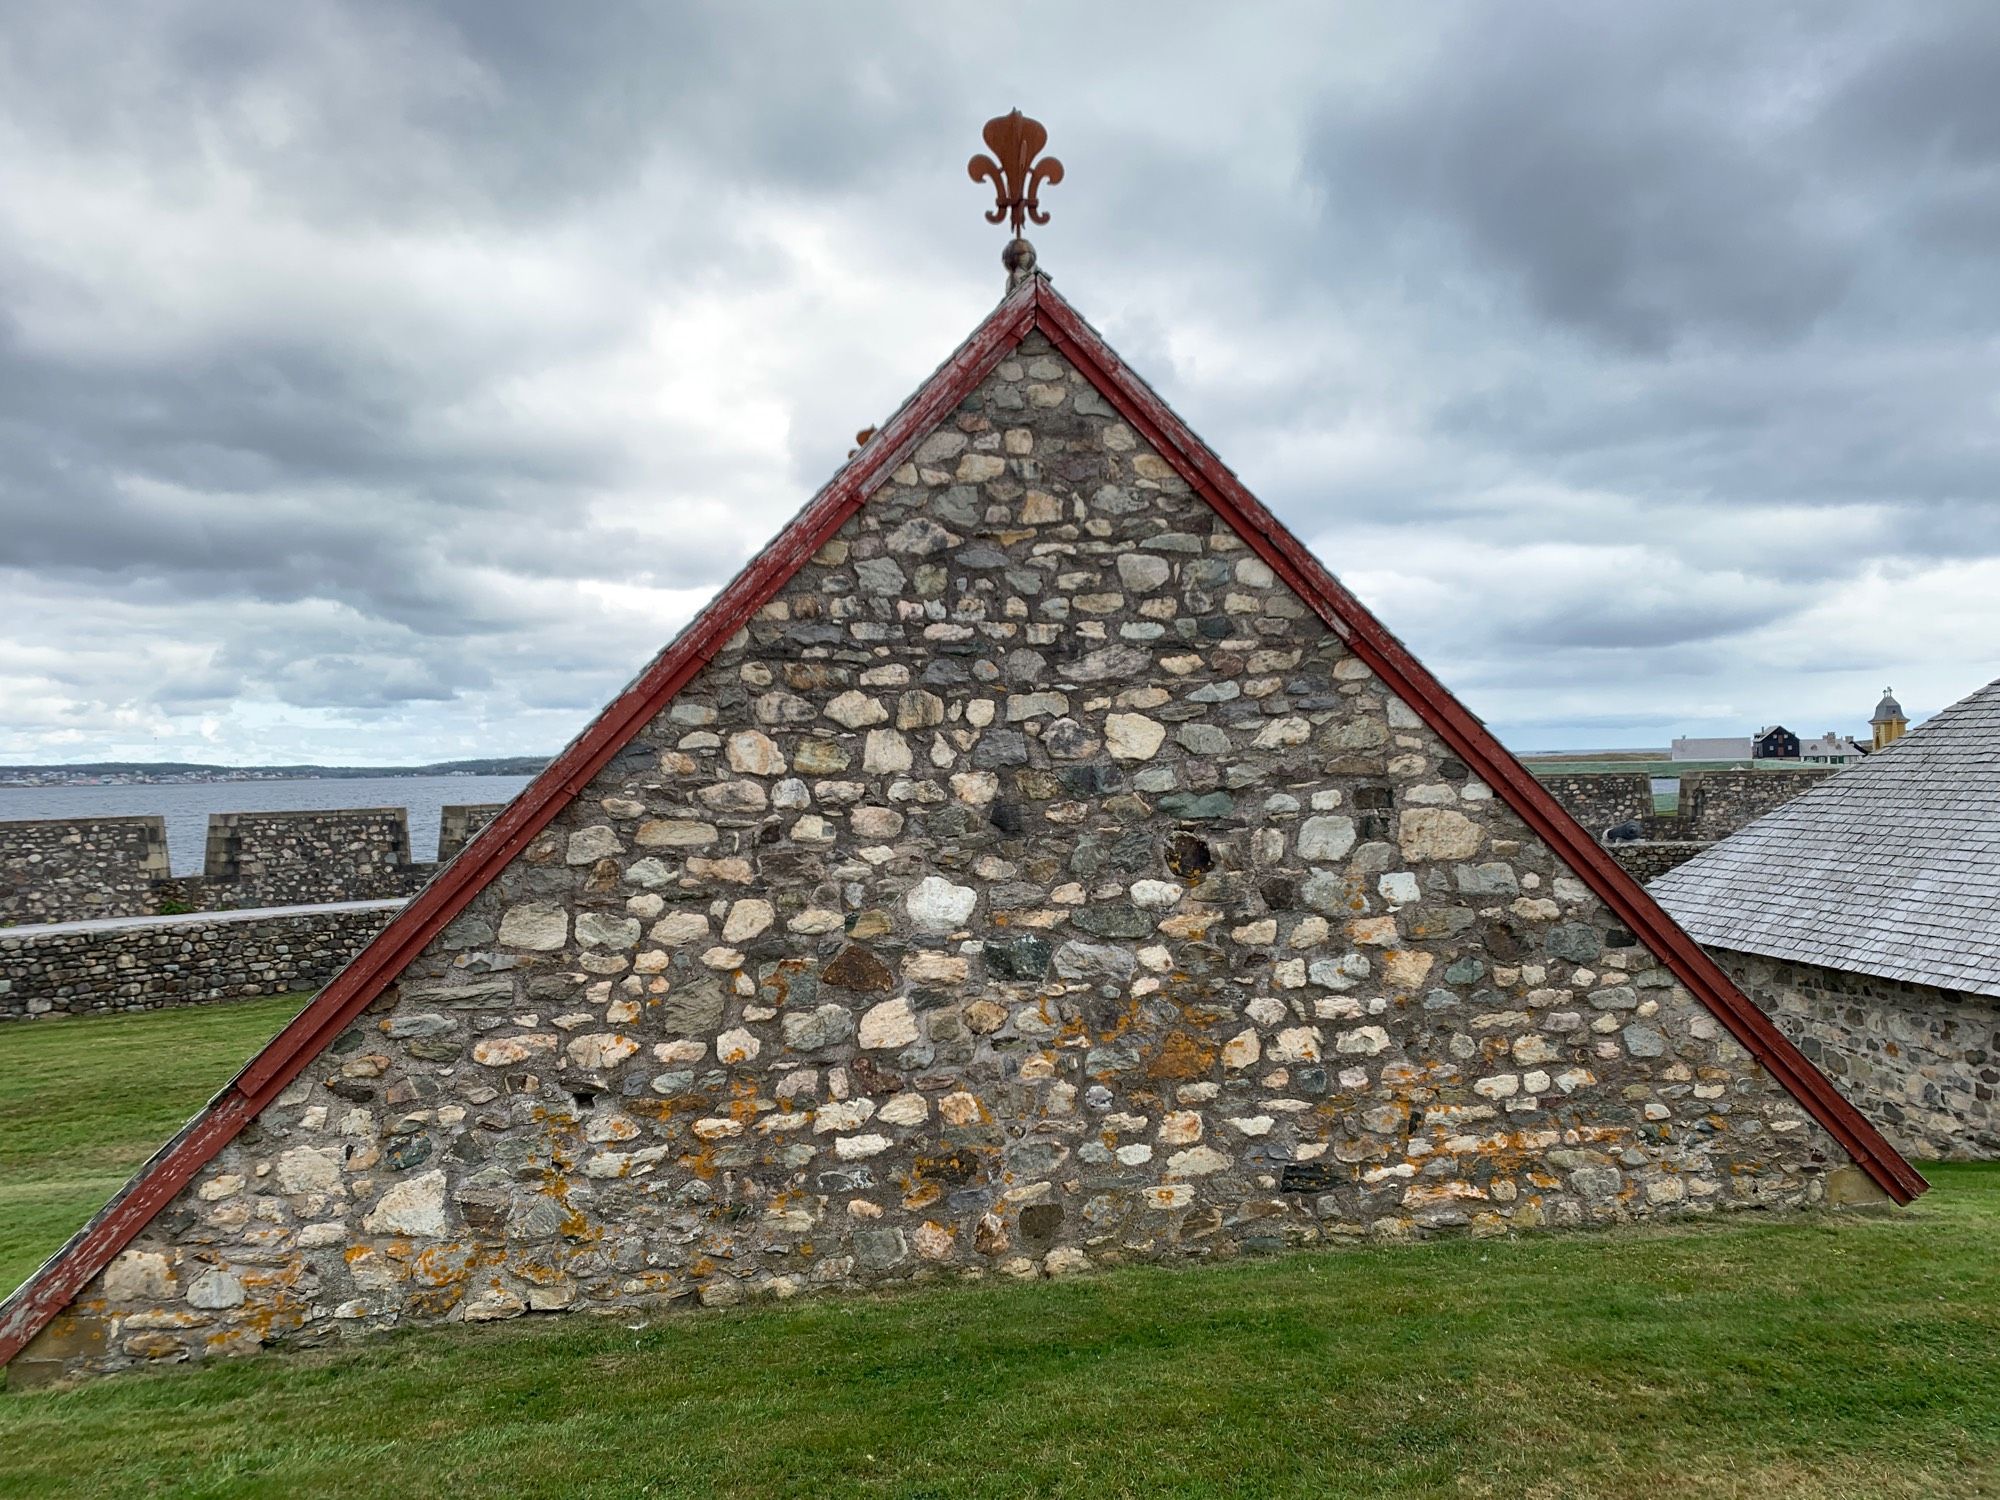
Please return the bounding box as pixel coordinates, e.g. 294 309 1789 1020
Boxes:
3 2 1999 762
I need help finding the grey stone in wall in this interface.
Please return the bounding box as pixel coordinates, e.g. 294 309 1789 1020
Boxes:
0 903 399 1021
1717 949 2000 1160
14 331 1865 1385
0 817 170 926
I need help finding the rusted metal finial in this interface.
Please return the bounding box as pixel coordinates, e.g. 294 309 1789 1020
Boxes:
969 109 1063 269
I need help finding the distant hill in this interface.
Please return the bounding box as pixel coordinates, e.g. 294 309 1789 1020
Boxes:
0 758 549 786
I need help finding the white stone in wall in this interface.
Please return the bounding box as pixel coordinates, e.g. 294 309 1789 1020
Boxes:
726 730 786 775
905 875 976 931
863 730 912 773
723 900 775 942
498 902 569 951
1104 713 1166 761
826 691 888 729
1399 808 1484 861
649 912 710 945
1297 816 1358 862
362 1170 447 1236
566 826 623 864
859 997 919 1050
276 1146 343 1195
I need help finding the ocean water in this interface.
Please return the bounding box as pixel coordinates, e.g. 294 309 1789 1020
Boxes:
0 775 535 875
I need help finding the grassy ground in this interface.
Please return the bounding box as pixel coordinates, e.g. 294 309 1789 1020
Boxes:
0 995 307 1297
2 1002 1997 1498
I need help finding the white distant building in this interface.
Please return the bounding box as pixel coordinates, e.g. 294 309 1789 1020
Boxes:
1671 736 1752 762
1799 732 1866 765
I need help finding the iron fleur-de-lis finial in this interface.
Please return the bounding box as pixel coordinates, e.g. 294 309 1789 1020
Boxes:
968 109 1064 240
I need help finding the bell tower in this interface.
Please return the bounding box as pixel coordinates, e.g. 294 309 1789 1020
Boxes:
1870 687 1907 750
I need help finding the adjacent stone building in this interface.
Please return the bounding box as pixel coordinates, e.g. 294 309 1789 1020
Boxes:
0 272 1920 1386
1653 678 2000 1159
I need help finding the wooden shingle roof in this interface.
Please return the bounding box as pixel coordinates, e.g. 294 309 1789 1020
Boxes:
1651 678 2000 997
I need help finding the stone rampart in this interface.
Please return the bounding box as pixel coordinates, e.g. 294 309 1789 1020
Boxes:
0 817 170 925
200 809 420 909
1608 841 1713 883
1680 769 1834 839
1532 773 1651 834
0 902 400 1020
1716 949 2000 1160
438 803 507 863
0 803 513 926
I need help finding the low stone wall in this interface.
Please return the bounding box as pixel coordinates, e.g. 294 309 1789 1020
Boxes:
0 803 510 926
437 803 507 863
201 809 418 909
1716 949 2000 1160
1609 841 1713 883
0 902 401 1020
0 816 170 925
1534 772 1651 833
1682 769 1833 839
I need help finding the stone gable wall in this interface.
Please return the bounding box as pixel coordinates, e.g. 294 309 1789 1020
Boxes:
1717 949 2000 1160
16 333 1860 1385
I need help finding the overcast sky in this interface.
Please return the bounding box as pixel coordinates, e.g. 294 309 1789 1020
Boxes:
3 2 1997 765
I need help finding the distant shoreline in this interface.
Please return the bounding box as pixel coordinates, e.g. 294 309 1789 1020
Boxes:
0 759 550 789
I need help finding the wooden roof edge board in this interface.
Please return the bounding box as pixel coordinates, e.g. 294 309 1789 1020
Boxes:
0 273 1923 1370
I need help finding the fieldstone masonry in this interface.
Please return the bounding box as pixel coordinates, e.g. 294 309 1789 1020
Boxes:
1533 774 1651 834
199 810 415 910
13 332 1873 1383
0 904 400 1021
0 817 170 925
0 804 508 927
1717 951 2000 1160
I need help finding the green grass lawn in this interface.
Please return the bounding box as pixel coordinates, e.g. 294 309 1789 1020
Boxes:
0 995 308 1298
3 1001 1998 1498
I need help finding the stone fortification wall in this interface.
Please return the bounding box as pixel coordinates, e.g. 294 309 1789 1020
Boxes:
0 817 170 926
438 804 507 863
1535 768 1835 847
1608 842 1712 883
1716 950 2000 1161
0 804 510 926
1532 773 1650 834
0 903 400 1021
201 809 418 910
1681 769 1833 839
15 332 1866 1385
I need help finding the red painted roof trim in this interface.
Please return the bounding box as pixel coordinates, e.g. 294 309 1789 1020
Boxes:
0 274 1921 1370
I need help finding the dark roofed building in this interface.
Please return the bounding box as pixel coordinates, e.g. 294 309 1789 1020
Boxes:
1754 725 1800 760
1652 678 2000 1158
